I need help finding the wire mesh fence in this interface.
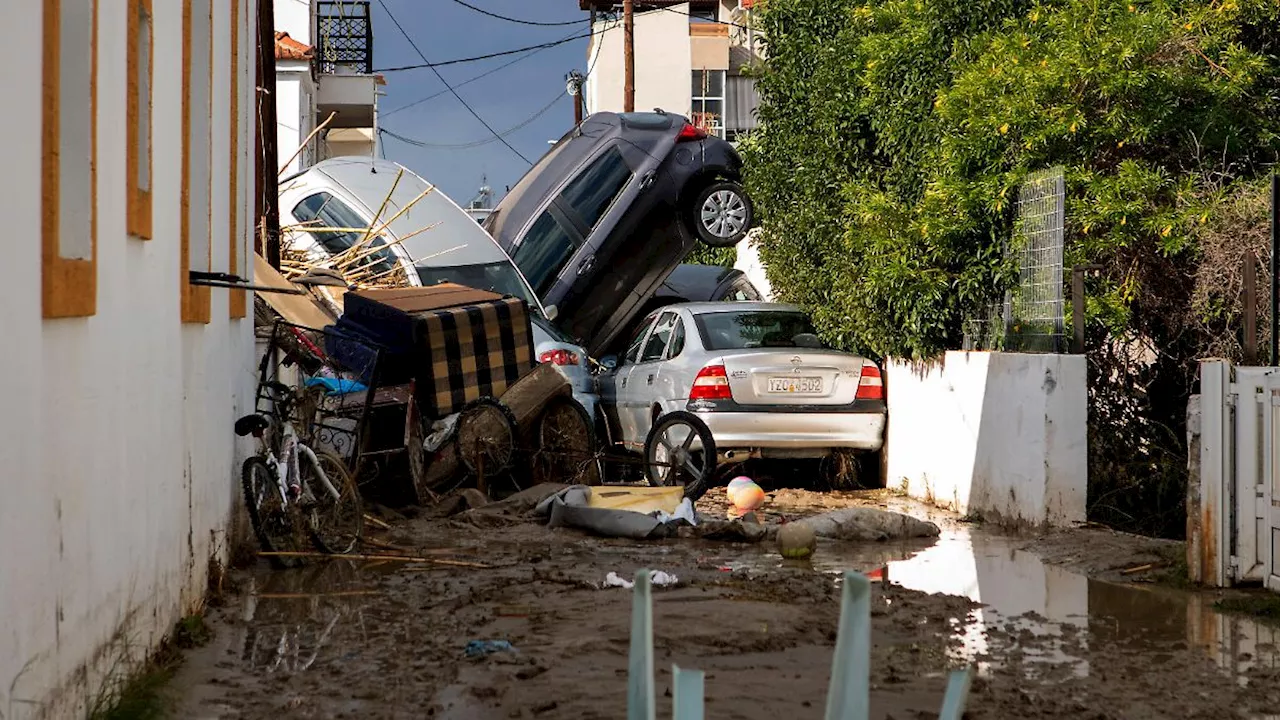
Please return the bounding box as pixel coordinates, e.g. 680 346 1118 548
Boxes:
963 167 1067 352
1007 166 1067 352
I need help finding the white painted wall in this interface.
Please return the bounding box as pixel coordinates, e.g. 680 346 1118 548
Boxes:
586 7 693 117
274 0 314 46
276 65 315 176
733 228 773 300
885 352 1088 527
0 1 258 716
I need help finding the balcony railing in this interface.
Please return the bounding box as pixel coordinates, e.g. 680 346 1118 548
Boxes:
316 1 373 75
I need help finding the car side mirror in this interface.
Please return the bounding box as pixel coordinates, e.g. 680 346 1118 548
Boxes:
600 355 618 371
544 304 559 322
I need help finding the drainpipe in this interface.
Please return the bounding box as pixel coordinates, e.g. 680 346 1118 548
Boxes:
256 0 281 268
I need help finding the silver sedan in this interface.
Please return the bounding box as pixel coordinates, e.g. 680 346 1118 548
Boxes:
598 302 886 469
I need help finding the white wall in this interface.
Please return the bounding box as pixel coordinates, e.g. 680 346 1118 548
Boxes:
885 352 1088 528
0 1 257 716
274 0 314 46
733 228 773 300
586 7 693 117
276 64 315 176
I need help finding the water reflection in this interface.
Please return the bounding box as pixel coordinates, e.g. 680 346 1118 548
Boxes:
738 527 1280 684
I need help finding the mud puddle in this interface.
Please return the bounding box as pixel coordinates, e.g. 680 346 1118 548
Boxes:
720 526 1280 688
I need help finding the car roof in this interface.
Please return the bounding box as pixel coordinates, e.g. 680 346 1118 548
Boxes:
655 264 741 300
658 301 804 316
290 158 513 269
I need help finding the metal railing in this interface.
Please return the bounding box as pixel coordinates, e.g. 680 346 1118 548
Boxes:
316 1 373 75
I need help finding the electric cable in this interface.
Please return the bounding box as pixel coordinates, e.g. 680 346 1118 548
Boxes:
377 0 534 163
443 0 586 27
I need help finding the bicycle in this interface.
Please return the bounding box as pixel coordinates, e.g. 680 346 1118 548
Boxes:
235 381 364 568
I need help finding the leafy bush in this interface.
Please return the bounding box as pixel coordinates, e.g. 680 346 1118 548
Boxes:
745 0 1280 536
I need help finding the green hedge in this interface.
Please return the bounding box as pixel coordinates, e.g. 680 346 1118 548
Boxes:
744 0 1280 360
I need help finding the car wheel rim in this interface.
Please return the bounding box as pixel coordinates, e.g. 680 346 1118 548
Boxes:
700 190 747 238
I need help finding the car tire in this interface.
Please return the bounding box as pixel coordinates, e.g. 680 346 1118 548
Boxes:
690 181 753 248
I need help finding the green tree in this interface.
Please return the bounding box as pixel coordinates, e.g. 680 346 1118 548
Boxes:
744 0 1280 536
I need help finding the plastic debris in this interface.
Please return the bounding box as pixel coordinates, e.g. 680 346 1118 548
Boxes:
464 640 515 658
423 413 460 453
653 497 698 526
605 570 678 589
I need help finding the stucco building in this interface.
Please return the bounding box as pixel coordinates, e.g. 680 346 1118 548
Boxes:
0 1 260 715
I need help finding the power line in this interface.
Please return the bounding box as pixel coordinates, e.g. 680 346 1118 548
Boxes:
380 17 613 150
381 27 582 118
639 4 751 30
443 0 586 26
377 0 533 163
373 27 597 73
381 90 569 150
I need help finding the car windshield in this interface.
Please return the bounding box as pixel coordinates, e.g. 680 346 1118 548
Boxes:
415 261 541 313
693 310 824 350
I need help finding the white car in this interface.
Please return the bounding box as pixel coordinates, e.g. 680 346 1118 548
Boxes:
598 302 885 488
279 158 598 420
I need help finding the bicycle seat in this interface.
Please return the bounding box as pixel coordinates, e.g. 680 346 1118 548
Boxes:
234 414 271 437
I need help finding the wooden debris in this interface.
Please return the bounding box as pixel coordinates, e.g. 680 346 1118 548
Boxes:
258 550 491 568
363 513 393 530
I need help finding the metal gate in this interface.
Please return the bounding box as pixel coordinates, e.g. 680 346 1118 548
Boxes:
1198 361 1280 591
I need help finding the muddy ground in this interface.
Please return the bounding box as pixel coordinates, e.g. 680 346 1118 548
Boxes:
168 487 1280 719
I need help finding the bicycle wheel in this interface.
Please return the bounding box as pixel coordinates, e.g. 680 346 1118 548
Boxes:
643 411 717 502
241 457 304 569
455 398 518 476
301 450 363 555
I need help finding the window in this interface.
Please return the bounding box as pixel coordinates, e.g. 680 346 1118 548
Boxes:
416 261 538 310
42 0 98 318
667 317 686 358
292 193 396 275
691 69 726 137
725 280 760 302
511 212 579 297
181 0 212 323
693 310 823 351
229 0 245 317
127 0 152 239
640 312 677 363
559 146 631 231
623 314 658 365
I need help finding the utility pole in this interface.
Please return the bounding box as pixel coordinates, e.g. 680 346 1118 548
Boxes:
256 0 281 269
623 0 635 112
566 70 584 125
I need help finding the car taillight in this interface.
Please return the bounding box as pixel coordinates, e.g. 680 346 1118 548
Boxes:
856 362 883 400
689 362 732 400
539 349 580 366
677 123 707 142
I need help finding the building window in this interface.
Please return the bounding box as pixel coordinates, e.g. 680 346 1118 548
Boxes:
182 0 212 323
229 0 245 317
42 0 99 318
691 69 726 138
126 0 152 239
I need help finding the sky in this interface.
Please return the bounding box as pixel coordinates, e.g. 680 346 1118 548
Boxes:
369 0 594 209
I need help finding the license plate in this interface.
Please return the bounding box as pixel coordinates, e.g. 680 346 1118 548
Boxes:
767 377 822 393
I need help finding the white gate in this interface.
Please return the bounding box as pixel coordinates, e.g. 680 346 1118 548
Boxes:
1198 361 1280 591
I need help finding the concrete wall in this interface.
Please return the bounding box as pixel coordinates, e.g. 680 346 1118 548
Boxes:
586 7 692 117
0 1 257 716
885 352 1088 528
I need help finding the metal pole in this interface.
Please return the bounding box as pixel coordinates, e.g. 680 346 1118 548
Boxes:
1271 172 1279 364
1245 251 1258 365
623 0 635 113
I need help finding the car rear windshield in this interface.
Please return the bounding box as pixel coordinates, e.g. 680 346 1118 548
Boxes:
693 310 824 350
416 261 540 313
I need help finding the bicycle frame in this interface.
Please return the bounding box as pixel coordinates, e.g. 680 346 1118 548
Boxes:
254 394 342 509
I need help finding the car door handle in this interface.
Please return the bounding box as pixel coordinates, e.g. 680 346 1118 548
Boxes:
647 374 654 385
621 378 627 388
638 170 657 191
577 255 596 275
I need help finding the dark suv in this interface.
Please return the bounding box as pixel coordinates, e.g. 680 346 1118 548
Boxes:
484 111 753 356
